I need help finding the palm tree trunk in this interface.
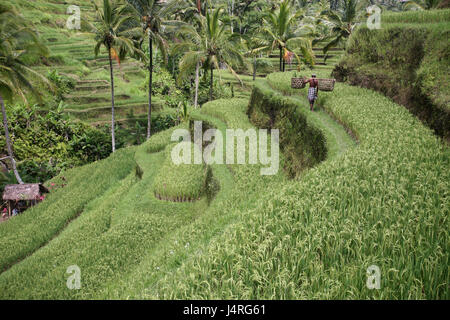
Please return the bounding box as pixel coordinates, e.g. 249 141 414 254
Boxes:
283 57 286 72
230 0 234 34
253 56 256 81
0 94 23 184
107 47 116 153
194 61 200 108
147 34 153 139
209 66 213 101
279 46 282 72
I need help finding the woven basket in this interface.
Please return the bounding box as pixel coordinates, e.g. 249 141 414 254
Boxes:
317 78 336 91
291 77 306 89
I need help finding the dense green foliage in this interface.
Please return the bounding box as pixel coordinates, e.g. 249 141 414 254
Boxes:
333 19 450 140
0 104 111 184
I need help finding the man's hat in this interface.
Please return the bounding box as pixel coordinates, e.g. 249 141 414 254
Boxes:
311 74 316 77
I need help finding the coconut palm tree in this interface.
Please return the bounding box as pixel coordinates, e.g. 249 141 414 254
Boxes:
171 29 204 107
174 8 244 103
168 0 207 20
126 0 179 139
0 4 50 184
262 0 315 72
322 0 363 55
90 0 144 152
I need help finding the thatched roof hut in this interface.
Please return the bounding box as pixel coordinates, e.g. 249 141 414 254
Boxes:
2 184 49 219
2 184 49 201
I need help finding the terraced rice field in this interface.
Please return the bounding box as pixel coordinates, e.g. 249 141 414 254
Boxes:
17 0 151 124
0 63 447 298
1 1 447 300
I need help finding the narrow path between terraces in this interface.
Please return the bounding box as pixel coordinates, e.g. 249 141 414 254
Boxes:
289 93 357 159
264 80 357 161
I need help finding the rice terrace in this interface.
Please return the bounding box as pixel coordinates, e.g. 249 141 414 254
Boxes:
0 0 448 304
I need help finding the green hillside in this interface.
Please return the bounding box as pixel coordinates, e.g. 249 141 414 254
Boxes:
333 9 450 140
15 0 159 124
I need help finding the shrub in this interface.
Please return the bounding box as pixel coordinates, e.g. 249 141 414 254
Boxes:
47 70 75 102
197 77 233 106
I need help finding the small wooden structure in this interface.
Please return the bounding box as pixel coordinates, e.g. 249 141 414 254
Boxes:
2 184 49 217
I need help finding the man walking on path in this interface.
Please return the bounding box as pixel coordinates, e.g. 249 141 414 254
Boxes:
306 74 318 111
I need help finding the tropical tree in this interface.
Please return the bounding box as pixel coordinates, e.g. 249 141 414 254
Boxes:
262 0 315 72
174 8 244 104
168 0 207 20
321 0 363 55
172 29 203 107
0 4 50 184
242 36 270 81
90 0 144 152
126 0 177 139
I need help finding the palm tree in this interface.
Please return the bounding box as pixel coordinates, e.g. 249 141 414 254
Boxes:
262 0 315 72
322 0 362 55
168 0 207 20
90 0 143 152
126 0 177 139
174 8 244 103
0 4 50 184
171 28 204 108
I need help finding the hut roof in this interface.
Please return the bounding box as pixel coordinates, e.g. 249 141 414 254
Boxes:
2 184 49 201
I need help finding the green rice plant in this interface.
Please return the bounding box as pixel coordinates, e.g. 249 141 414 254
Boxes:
0 130 210 299
0 0 448 299
382 8 450 24
0 147 136 271
145 122 188 153
141 74 448 300
201 98 252 129
1 75 447 299
153 142 207 201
